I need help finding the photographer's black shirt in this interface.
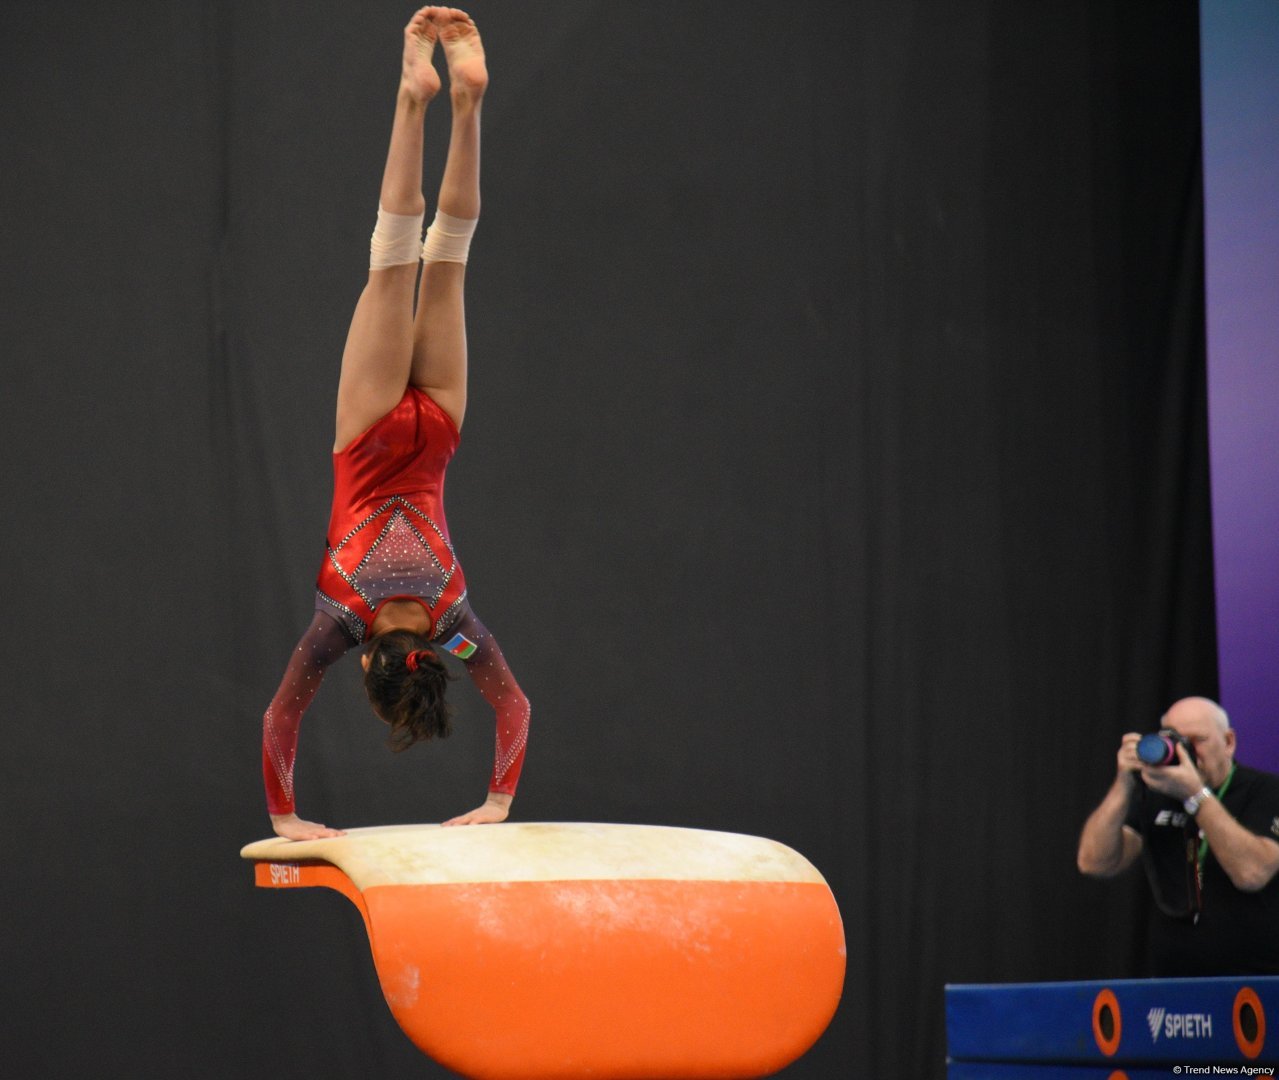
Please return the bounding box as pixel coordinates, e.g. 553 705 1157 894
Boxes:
1125 763 1279 976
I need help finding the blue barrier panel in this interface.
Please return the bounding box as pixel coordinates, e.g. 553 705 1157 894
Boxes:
945 977 1277 1066
948 1064 1248 1079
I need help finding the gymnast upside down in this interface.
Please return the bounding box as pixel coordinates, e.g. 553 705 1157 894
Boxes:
262 8 529 841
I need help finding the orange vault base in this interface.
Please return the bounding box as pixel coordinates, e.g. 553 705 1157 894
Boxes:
241 822 845 1080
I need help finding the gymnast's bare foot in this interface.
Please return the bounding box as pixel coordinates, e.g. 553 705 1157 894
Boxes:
271 813 346 841
401 7 442 104
431 8 487 103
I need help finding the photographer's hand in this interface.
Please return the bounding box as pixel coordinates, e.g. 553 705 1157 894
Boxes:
1117 732 1144 779
1139 743 1204 801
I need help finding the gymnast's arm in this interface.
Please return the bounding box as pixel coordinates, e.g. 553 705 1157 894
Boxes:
262 610 354 840
442 606 531 826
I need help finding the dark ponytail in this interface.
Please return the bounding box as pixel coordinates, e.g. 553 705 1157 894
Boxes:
363 629 454 751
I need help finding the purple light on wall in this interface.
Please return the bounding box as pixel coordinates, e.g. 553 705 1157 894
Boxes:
1201 0 1279 766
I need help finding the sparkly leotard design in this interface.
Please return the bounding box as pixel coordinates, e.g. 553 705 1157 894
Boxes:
262 387 530 816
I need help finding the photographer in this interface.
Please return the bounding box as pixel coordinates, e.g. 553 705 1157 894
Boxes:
1077 697 1279 975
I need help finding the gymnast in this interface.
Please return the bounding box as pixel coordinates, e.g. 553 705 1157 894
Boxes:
262 8 529 841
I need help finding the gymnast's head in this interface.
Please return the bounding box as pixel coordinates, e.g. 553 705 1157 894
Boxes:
361 630 454 750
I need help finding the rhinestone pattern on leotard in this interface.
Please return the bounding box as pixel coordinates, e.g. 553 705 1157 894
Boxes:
316 593 367 642
320 495 460 644
351 510 448 601
445 606 531 793
264 705 294 806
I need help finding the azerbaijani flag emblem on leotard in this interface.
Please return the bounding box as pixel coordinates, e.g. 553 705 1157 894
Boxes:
443 632 477 659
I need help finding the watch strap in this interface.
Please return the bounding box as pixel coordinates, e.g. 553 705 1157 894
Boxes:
1184 786 1214 816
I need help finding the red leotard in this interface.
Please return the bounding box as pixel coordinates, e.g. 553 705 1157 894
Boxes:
261 387 530 816
317 387 467 642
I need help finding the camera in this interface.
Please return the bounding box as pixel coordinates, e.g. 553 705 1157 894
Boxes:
1136 729 1196 767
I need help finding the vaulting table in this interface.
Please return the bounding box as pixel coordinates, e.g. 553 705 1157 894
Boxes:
243 822 846 1079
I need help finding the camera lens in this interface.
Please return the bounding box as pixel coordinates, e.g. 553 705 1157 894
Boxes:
1137 733 1176 766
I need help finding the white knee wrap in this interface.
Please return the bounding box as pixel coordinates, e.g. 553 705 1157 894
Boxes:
421 210 478 265
370 205 425 270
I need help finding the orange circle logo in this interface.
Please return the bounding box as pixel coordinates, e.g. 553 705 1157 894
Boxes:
1093 988 1122 1057
1234 986 1266 1059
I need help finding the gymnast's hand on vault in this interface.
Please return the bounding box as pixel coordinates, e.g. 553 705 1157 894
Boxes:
270 812 347 840
444 794 512 827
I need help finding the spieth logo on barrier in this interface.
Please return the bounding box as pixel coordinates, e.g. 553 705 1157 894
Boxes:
1148 1008 1165 1041
1146 1006 1213 1042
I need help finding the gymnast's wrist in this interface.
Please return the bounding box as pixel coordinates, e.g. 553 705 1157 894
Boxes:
486 792 513 808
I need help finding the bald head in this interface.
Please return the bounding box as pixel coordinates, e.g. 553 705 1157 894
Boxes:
1162 696 1235 786
1164 696 1230 734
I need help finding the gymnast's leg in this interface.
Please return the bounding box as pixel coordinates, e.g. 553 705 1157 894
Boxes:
333 7 443 452
408 9 486 432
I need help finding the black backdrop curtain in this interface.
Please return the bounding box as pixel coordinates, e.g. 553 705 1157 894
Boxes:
1 2 1213 1077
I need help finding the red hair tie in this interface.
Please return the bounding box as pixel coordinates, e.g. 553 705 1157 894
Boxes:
405 649 434 673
